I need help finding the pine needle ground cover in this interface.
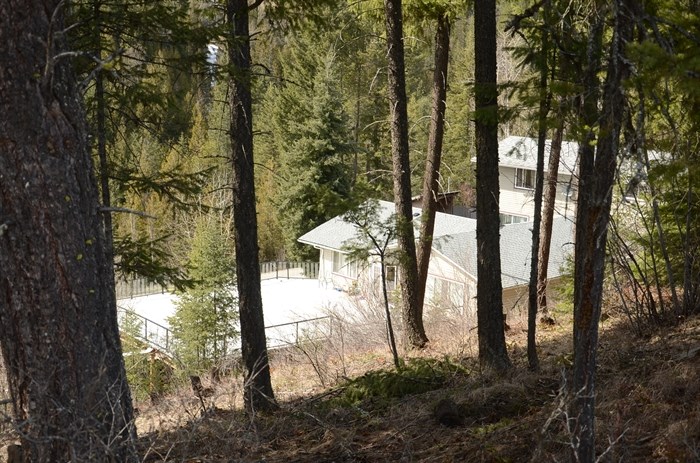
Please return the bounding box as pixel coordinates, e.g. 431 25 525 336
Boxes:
97 312 700 462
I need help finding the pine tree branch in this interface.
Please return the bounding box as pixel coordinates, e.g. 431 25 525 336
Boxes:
505 0 548 35
99 206 157 219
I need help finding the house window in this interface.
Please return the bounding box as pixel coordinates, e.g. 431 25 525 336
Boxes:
332 252 357 279
515 168 535 190
385 265 397 291
332 252 342 272
499 213 528 225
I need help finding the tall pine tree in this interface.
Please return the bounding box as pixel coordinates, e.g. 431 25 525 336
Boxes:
266 39 354 260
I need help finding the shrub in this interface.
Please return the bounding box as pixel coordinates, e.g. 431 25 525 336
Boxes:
329 357 468 407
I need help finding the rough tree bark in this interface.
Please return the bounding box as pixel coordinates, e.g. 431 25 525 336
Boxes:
226 0 276 412
416 13 451 309
0 0 138 460
526 24 551 371
682 179 696 316
571 1 634 461
474 0 511 372
569 9 604 461
380 258 402 369
383 0 428 348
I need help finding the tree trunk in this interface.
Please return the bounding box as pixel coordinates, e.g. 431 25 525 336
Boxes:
571 2 634 460
650 188 681 314
526 25 552 371
226 0 276 413
682 179 695 316
627 93 665 319
381 256 401 370
0 1 138 460
416 13 451 310
569 11 604 461
537 118 564 316
383 0 428 348
474 0 511 372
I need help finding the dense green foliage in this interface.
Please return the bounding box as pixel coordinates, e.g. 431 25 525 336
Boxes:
169 218 238 371
69 0 211 287
258 29 355 260
328 357 468 407
119 309 177 401
68 0 536 269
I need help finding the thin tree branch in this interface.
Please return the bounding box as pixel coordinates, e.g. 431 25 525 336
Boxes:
98 206 157 219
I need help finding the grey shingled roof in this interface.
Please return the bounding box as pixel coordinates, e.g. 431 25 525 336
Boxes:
432 216 574 288
297 200 477 252
499 136 579 176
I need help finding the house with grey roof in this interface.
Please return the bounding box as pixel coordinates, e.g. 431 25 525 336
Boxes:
297 200 474 293
497 135 664 223
497 135 579 225
428 216 573 314
298 199 574 316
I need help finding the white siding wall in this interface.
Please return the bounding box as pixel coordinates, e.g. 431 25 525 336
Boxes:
320 248 368 290
318 248 334 286
426 251 463 282
319 246 563 321
425 252 476 316
499 166 576 220
499 167 535 219
502 285 528 317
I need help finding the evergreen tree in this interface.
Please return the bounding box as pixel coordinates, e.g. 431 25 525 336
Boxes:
225 0 277 413
570 1 636 460
505 0 558 371
333 5 392 192
70 0 209 288
441 20 475 193
169 218 238 371
415 8 452 316
625 0 700 317
120 311 173 401
384 0 429 348
275 52 354 260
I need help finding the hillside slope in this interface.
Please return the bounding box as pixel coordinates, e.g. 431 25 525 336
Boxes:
137 314 700 462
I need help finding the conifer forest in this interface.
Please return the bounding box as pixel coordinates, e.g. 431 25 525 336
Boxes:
0 0 699 461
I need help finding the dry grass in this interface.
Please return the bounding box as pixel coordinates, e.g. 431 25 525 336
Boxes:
0 308 699 462
133 310 700 462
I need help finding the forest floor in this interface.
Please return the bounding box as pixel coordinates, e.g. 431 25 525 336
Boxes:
130 307 700 462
